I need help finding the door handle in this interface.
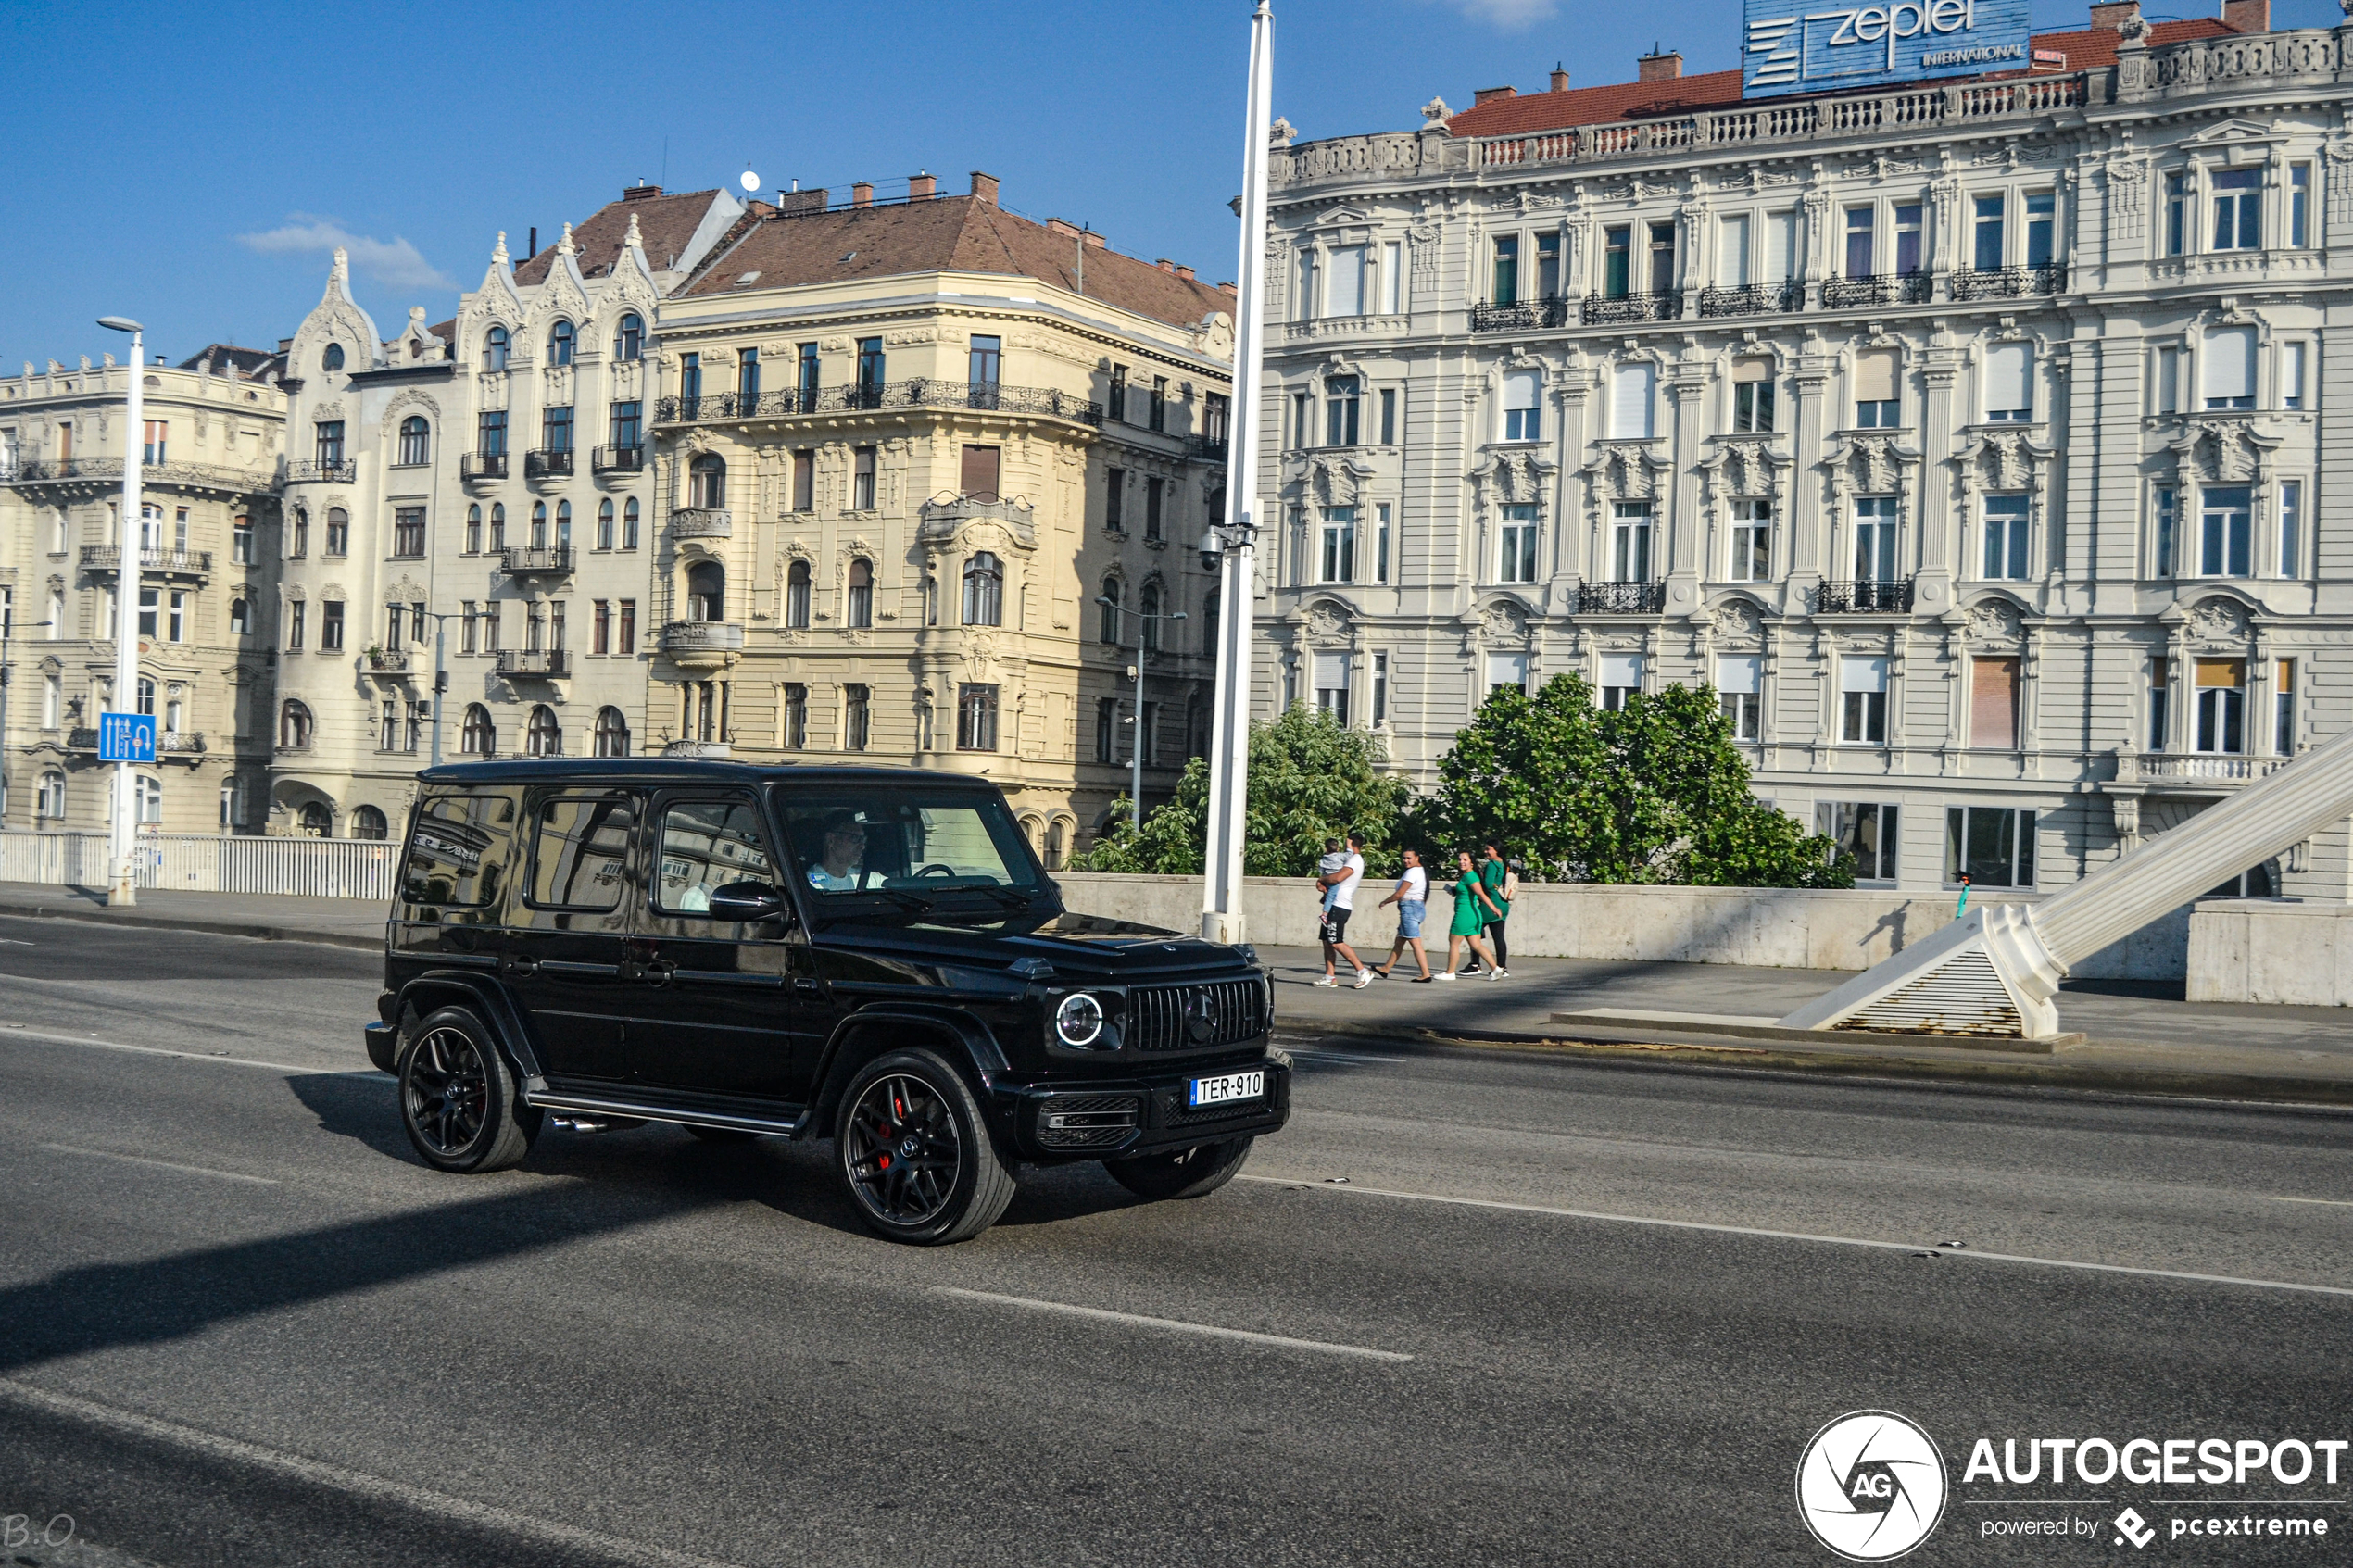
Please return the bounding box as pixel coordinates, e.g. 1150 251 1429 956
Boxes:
792 976 823 996
643 959 677 988
504 955 539 979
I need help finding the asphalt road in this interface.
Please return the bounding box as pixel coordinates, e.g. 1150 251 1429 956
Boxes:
4 915 2351 1566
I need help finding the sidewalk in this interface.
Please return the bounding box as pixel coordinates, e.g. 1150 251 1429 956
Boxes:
0 883 386 949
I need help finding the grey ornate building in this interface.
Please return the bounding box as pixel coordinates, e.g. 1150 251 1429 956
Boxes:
1257 0 2353 929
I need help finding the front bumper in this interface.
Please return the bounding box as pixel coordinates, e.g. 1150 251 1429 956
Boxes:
999 1052 1290 1160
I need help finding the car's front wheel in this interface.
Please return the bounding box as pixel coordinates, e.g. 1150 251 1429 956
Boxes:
835 1047 1015 1245
398 1007 538 1173
1103 1136 1253 1201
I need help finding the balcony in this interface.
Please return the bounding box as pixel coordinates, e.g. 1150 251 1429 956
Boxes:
661 621 745 653
524 449 574 480
1817 578 1915 614
1575 581 1666 614
1822 272 1931 309
1580 292 1682 327
496 648 570 679
662 739 735 759
1949 263 2070 302
1698 282 1803 319
499 545 574 576
1188 434 1229 463
161 731 205 754
286 458 357 483
365 648 413 675
653 379 1103 427
1470 297 1570 332
669 508 732 540
80 546 213 580
592 445 644 474
460 452 509 481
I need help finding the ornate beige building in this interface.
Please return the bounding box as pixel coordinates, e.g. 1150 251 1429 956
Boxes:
648 171 1236 862
0 349 284 834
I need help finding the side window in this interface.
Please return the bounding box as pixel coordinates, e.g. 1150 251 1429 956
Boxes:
401 794 516 908
528 793 635 910
653 797 777 914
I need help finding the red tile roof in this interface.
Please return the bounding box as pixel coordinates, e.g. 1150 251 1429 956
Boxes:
513 187 728 285
1445 18 2238 138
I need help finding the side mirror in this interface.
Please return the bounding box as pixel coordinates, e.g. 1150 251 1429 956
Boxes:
709 880 786 922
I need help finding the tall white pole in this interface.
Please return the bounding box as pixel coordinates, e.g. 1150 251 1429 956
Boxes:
1202 0 1274 946
110 333 144 908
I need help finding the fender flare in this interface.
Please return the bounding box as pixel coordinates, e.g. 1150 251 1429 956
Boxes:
811 1005 1013 1130
392 972 547 1084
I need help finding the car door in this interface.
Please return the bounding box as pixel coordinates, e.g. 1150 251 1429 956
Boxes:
507 786 640 1084
623 789 799 1101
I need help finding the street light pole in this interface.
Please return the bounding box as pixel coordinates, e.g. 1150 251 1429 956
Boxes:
1094 596 1186 833
98 317 144 909
1201 0 1275 946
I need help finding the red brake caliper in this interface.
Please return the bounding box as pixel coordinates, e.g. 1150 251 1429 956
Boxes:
879 1094 905 1170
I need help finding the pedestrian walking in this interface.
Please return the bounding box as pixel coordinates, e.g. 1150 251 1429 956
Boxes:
1315 832 1374 988
1373 847 1433 982
1479 842 1516 979
1433 850 1504 981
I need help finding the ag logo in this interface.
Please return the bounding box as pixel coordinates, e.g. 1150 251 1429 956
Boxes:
1795 1410 1948 1562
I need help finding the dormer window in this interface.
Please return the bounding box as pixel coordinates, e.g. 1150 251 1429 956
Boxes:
548 320 575 367
615 313 643 361
483 325 510 372
321 343 345 373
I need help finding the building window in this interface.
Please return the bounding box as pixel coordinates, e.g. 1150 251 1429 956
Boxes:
2024 192 2056 267
686 454 724 511
1855 350 1898 428
2200 485 2252 577
1611 500 1654 583
1971 656 2020 749
2203 327 2256 409
2291 164 2312 248
285 599 306 651
597 498 614 551
1319 508 1356 583
1642 220 1675 293
1487 235 1517 306
521 704 563 759
1840 656 1889 745
1312 651 1350 723
686 561 724 622
35 770 64 821
1946 807 2035 888
1095 697 1119 764
1326 376 1361 446
1855 495 1899 584
2196 659 2246 753
583 706 625 759
2276 659 2296 755
967 334 1001 392
1374 504 1391 584
844 559 873 629
2210 168 2261 251
315 420 346 467
1381 239 1404 313
786 559 812 629
1597 652 1642 711
478 409 507 458
396 416 429 466
781 683 808 749
482 600 500 651
1972 193 2005 271
1818 802 1899 882
393 507 425 558
957 684 999 751
231 513 252 564
678 352 701 412
2153 485 2177 578
1149 375 1168 432
2148 655 2169 750
1731 359 1774 433
1983 343 2031 422
962 552 1002 626
1894 203 1923 274
1729 499 1771 583
1843 206 1875 277
1371 651 1390 726
554 502 572 550
623 498 639 550
288 508 308 558
1982 495 2030 580
961 444 1000 501
486 503 506 551
1202 588 1220 655
1107 365 1129 423
1098 577 1122 644
2283 341 2306 411
1718 655 1761 741
278 699 313 748
1144 476 1164 541
851 446 875 509
2156 345 2180 414
592 599 610 655
1608 362 1655 440
614 313 643 361
2165 173 2191 257
791 450 815 512
227 597 249 637
1499 503 1538 583
320 342 345 375
1105 467 1126 531
321 599 345 651
610 400 642 452
167 590 186 642
542 405 573 454
482 325 509 372
1602 226 1630 297
464 506 482 555
2281 479 2305 578
617 599 635 655
1501 370 1541 443
325 507 349 557
737 345 760 403
1290 390 1311 450
844 684 870 751
1139 583 1163 651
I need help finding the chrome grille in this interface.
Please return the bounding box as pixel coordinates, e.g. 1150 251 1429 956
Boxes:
1124 978 1268 1053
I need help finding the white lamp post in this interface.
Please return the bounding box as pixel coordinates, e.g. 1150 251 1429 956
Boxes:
1200 0 1275 945
97 316 144 909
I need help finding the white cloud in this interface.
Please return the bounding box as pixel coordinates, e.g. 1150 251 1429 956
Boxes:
235 215 454 292
1436 0 1561 27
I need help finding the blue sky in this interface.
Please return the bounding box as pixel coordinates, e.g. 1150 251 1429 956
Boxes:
4 0 2340 370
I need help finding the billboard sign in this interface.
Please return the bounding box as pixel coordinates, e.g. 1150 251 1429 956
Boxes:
1743 0 2033 98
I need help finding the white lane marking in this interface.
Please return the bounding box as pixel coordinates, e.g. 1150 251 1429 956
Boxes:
0 1023 370 1077
1289 1049 1404 1065
932 1286 1413 1362
1237 1174 2353 1300
39 1143 279 1186
0 1377 750 1568
0 937 34 946
2269 1195 2353 1208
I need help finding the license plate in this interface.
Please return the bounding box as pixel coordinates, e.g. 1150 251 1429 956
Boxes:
1188 1070 1265 1109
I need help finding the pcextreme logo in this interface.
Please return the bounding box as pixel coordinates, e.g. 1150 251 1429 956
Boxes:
1796 1410 1950 1562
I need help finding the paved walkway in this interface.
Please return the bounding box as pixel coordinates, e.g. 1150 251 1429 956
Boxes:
0 883 386 948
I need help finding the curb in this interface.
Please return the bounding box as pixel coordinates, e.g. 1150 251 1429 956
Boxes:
1276 1015 2353 1110
0 899 382 952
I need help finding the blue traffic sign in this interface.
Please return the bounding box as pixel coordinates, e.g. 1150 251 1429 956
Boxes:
97 711 156 763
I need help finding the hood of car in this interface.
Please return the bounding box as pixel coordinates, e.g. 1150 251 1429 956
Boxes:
817 909 1252 983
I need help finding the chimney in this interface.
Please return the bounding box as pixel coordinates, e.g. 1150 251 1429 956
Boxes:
2089 0 2141 28
1218 281 1239 296
1638 45 1682 82
1156 258 1176 273
527 226 536 257
622 182 661 201
909 172 937 198
970 170 1000 207
2221 0 2268 31
1473 85 1516 106
1550 64 1570 93
852 182 874 207
1176 265 1196 282
782 187 827 214
1048 218 1082 238
1085 231 1106 250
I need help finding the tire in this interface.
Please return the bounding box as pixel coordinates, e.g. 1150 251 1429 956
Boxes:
1104 1136 1254 1201
398 1007 539 1173
835 1047 1016 1245
686 1125 757 1145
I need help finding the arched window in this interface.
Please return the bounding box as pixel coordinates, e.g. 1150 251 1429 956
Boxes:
460 703 496 756
134 775 162 825
1139 583 1162 651
531 501 547 548
786 559 812 629
597 498 614 550
1043 820 1066 872
396 416 429 466
136 676 156 715
350 805 388 841
556 500 572 548
297 801 332 837
548 320 574 367
483 325 510 372
278 699 313 749
325 506 348 556
689 454 725 509
489 503 507 550
220 777 243 833
321 343 345 373
963 552 1003 627
229 597 249 636
165 696 184 734
1098 576 1123 644
36 771 64 821
466 505 483 554
686 561 725 621
623 496 640 549
846 558 874 629
594 706 631 758
615 313 644 361
526 704 562 758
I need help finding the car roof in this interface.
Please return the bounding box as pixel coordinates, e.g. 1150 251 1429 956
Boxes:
417 759 1003 790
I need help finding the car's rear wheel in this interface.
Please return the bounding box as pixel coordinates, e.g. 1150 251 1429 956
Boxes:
399 1007 537 1173
1103 1136 1253 1201
835 1047 1015 1245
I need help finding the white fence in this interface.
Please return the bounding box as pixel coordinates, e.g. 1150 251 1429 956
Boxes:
0 831 400 900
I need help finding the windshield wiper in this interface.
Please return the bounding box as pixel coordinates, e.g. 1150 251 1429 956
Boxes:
964 885 1037 909
860 887 935 914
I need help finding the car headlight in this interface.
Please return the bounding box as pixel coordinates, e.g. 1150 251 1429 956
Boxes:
1236 943 1262 968
1055 992 1106 1047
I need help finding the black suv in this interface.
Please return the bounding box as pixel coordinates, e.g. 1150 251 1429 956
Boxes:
365 759 1287 1243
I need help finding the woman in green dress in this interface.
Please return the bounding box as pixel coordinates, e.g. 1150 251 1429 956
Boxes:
1434 850 1504 981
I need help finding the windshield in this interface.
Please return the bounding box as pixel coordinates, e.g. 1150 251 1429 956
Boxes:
774 787 1046 901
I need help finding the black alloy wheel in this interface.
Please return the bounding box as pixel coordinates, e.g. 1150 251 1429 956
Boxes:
398 1007 537 1173
835 1047 1015 1244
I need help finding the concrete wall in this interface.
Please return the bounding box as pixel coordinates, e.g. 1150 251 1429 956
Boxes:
2188 900 2353 1005
1056 873 2191 980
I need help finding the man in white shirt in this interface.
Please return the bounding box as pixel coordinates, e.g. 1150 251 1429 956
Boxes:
1315 832 1374 989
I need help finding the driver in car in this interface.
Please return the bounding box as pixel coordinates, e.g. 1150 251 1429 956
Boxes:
807 812 867 891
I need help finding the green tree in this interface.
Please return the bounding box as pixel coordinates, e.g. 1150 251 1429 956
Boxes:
1079 705 1413 876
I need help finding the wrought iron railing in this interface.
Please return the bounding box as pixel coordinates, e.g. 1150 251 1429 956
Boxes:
1817 578 1915 613
1949 263 2070 301
1470 297 1571 332
286 458 357 483
524 449 574 479
655 380 1103 426
81 546 213 575
1822 272 1931 308
499 546 574 575
591 445 644 473
496 648 570 678
1580 292 1682 326
1697 282 1804 319
460 452 508 481
661 621 746 653
1575 581 1667 614
1189 435 1229 462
